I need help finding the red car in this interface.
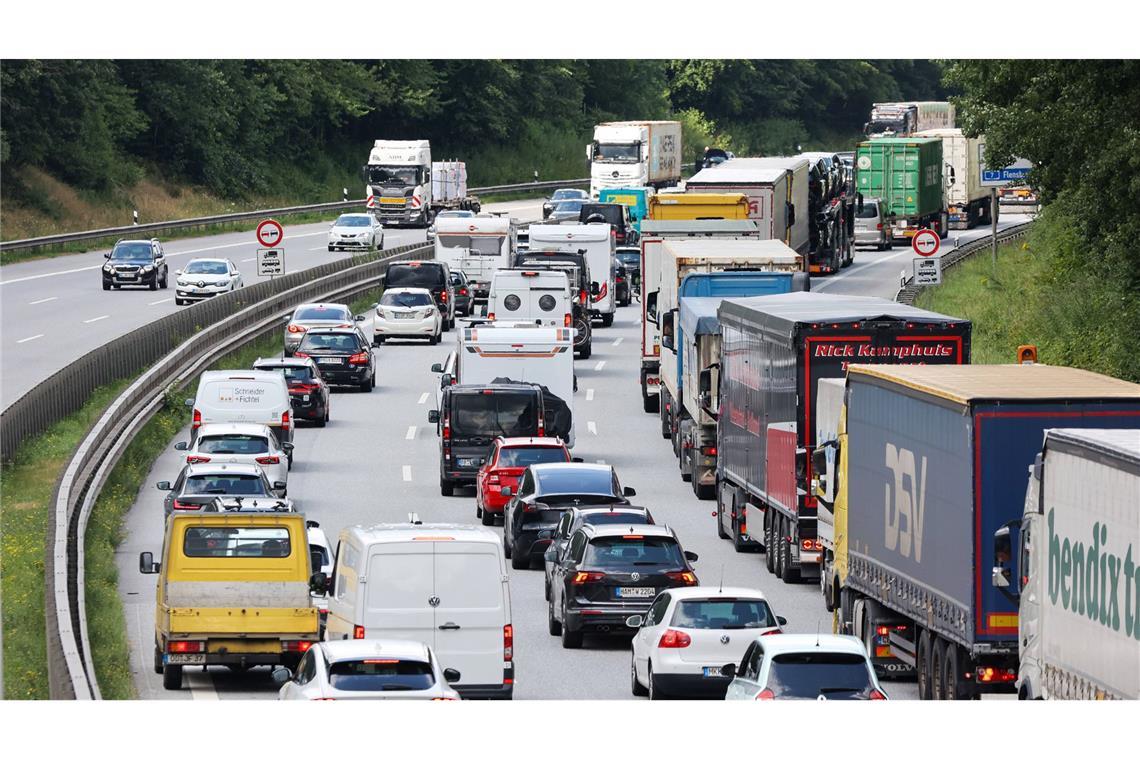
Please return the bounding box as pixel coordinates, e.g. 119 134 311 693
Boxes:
476 437 572 525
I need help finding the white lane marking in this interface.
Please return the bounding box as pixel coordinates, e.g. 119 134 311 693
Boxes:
83 314 110 324
402 465 413 482
612 337 623 346
587 421 597 435
813 248 919 291
17 334 44 344
241 257 255 262
594 361 606 372
405 425 417 440
149 298 172 306
185 669 218 700
29 296 57 305
417 392 429 405
586 388 594 401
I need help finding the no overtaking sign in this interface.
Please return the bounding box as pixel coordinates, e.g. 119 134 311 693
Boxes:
256 218 284 248
911 228 940 257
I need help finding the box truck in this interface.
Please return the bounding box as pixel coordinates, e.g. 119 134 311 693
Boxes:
864 102 956 138
855 137 948 239
993 427 1140 700
364 140 480 227
915 128 991 229
818 364 1140 699
587 121 682 198
713 293 971 568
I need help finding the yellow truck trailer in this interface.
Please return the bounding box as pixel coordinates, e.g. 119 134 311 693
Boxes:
647 192 750 221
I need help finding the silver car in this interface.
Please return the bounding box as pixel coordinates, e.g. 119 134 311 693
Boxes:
853 197 891 250
327 213 384 252
283 302 360 357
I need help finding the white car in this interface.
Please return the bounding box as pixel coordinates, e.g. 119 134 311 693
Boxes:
174 258 243 305
372 287 442 345
174 423 290 494
273 640 461 700
306 521 333 624
328 213 384 252
723 633 889 700
628 586 785 700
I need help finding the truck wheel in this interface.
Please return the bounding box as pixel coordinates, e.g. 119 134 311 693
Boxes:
917 629 933 700
153 647 164 675
764 513 776 573
162 664 183 691
440 479 454 497
692 459 713 500
930 638 947 700
715 482 729 539
731 510 748 554
659 394 671 440
943 643 970 700
103 280 111 291
774 517 786 578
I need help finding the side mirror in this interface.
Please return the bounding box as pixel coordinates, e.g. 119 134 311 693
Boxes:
156 481 172 491
104 251 112 259
428 410 440 424
309 571 329 595
283 442 295 453
441 374 453 387
625 614 645 629
684 550 699 562
992 522 1018 598
354 314 366 322
720 663 737 679
305 520 320 529
443 668 461 684
500 486 513 497
590 282 600 296
273 481 288 491
271 666 292 685
431 363 444 373
571 457 584 463
184 398 194 408
776 616 788 626
623 486 637 497
173 441 189 451
138 551 159 574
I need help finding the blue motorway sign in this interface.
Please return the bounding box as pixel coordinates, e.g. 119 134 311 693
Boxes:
980 157 1033 187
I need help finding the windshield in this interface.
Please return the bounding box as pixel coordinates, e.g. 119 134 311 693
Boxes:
585 536 683 568
671 599 777 630
196 435 270 455
866 119 906 135
451 392 538 437
110 243 153 261
328 659 435 692
183 527 291 558
616 252 640 267
594 142 640 163
381 291 433 308
552 200 585 214
185 261 228 275
387 265 444 289
293 306 350 322
552 189 585 201
497 447 567 468
298 333 361 352
766 653 875 699
367 165 419 186
184 473 268 496
535 468 614 495
438 234 504 256
335 215 372 227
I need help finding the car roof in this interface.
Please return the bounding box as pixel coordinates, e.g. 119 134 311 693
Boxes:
346 522 500 545
583 523 674 539
497 437 566 448
662 586 769 602
253 357 316 369
115 239 155 246
748 634 867 656
335 213 372 219
320 639 431 664
184 462 265 477
185 257 228 264
530 462 610 475
384 287 434 295
194 423 274 437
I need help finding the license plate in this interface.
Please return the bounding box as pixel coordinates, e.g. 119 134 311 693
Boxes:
165 653 205 665
395 313 416 319
702 666 723 678
617 587 655 598
318 358 343 364
458 458 478 468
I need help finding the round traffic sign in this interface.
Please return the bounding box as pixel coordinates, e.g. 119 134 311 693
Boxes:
256 218 284 248
912 228 940 257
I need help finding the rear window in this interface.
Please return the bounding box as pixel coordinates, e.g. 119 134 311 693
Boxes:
497 446 567 468
451 392 539 437
327 659 435 692
256 365 315 384
535 468 614 495
670 599 776 630
298 333 361 352
585 536 683 568
183 527 290 558
581 511 652 528
765 652 875 700
196 434 269 455
522 507 567 526
438 235 503 256
381 291 433 307
294 307 350 321
387 264 445 288
580 205 622 225
184 473 268 496
856 203 880 219
616 252 640 267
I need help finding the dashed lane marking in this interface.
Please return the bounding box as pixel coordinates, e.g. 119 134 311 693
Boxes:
29 297 57 305
594 361 606 372
586 389 594 401
406 426 416 440
149 298 172 305
612 337 623 346
83 315 110 324
587 421 597 435
402 465 412 482
418 392 429 405
17 334 44 344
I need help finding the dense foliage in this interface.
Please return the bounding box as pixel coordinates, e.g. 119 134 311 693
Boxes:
1 59 943 199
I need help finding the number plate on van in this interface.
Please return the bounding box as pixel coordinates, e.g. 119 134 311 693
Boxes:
166 654 206 665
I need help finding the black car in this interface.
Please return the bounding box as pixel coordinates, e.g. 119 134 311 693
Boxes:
614 259 631 307
511 249 594 358
543 188 589 219
578 203 638 246
547 198 587 224
386 261 455 330
449 270 473 317
543 505 656 600
429 384 546 496
548 523 698 649
502 462 636 571
253 356 331 427
294 328 375 392
615 247 641 296
102 238 169 291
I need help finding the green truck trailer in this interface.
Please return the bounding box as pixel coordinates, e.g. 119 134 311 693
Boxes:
855 137 947 240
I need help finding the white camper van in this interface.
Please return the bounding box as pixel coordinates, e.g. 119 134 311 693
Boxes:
527 223 616 326
324 522 514 700
487 269 573 328
433 215 515 302
190 370 294 449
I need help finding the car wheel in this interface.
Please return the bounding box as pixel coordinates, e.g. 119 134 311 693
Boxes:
102 281 110 291
510 545 529 570
162 664 183 691
481 507 494 527
430 333 440 345
149 277 158 291
601 313 614 328
160 270 169 289
547 597 562 636
647 661 667 700
631 653 648 697
153 647 164 675
440 478 454 497
373 336 384 346
287 453 293 471
544 575 551 602
328 246 335 252
315 410 327 428
560 602 583 649
577 339 591 359
360 375 372 393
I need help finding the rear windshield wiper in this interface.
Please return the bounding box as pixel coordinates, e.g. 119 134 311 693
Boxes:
819 687 864 694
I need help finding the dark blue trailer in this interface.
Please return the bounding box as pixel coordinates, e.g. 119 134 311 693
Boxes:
840 363 1140 699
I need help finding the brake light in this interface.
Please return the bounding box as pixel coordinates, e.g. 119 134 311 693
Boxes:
459 288 468 295
294 352 309 359
666 570 698 586
488 312 495 320
186 455 211 464
192 408 202 430
281 410 291 430
572 571 606 584
255 455 280 465
521 271 539 277
976 667 1017 683
504 624 513 662
579 289 587 304
564 313 572 327
287 324 307 334
801 538 823 551
622 535 645 540
537 413 545 435
348 351 370 365
291 383 319 393
701 446 717 456
869 689 888 700
875 223 883 230
172 500 198 510
657 629 691 648
440 290 448 302
431 697 457 701
761 628 783 636
168 640 203 653
281 640 313 653
755 688 775 700
442 417 451 441
353 625 366 640
877 626 890 636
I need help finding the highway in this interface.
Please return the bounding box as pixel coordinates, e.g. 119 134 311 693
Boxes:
113 215 1030 700
0 198 542 409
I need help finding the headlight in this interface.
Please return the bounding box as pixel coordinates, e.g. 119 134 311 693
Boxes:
103 264 113 272
423 309 435 318
177 279 189 286
142 265 154 273
216 278 230 287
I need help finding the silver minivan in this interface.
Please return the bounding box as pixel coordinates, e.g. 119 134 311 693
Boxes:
853 198 891 250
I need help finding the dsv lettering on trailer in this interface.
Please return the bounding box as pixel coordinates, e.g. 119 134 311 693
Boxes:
884 443 927 563
1047 510 1140 638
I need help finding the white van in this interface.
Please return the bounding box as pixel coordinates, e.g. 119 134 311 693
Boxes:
324 522 514 700
433 215 515 303
191 370 293 448
528 223 616 326
487 269 573 328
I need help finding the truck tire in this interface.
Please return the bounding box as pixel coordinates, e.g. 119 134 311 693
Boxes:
930 637 947 700
660 393 671 440
764 513 776 573
916 629 934 700
943 643 970 700
162 664 183 691
731 510 749 554
779 516 801 584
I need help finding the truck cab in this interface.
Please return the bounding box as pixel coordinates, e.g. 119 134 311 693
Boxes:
365 139 432 227
598 188 650 236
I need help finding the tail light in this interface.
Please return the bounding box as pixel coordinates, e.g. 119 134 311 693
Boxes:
564 313 572 327
459 288 468 296
281 410 291 431
168 640 204 653
875 223 883 230
442 417 451 441
869 689 888 700
281 640 313 653
287 324 307 334
348 351 370 365
255 455 280 465
291 383 319 393
503 625 513 662
537 414 545 436
801 538 822 551
701 446 717 456
172 500 198 510
488 312 495 320
976 667 1016 683
579 289 587 304
440 290 448 302
666 570 698 586
431 697 457 701
186 455 211 464
572 571 606 584
755 688 776 700
294 351 309 359
192 408 202 430
761 628 783 636
353 625 366 640
657 629 691 649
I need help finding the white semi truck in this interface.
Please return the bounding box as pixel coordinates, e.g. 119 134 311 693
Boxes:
915 128 990 230
863 101 956 138
587 121 682 198
363 139 481 227
993 427 1140 700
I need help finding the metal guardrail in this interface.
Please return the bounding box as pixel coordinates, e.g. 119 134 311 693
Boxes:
895 221 1035 305
0 178 588 254
45 241 433 699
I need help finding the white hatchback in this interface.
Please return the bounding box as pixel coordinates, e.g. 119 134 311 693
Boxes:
373 287 442 344
327 213 384 252
174 258 243 305
723 633 889 700
274 640 461 700
173 423 291 495
628 586 785 700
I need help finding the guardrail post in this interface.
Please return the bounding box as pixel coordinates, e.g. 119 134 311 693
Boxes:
132 210 138 226
343 188 348 203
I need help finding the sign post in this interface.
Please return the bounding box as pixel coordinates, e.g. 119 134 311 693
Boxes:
979 157 1031 277
255 219 285 280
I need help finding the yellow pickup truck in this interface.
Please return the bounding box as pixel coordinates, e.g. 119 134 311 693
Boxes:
139 512 320 690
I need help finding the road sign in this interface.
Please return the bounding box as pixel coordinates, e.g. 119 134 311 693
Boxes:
913 256 942 286
911 228 940 257
257 248 285 277
980 157 1033 187
256 218 284 248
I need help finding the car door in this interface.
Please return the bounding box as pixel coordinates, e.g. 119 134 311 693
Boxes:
360 542 436 648
478 441 501 505
554 531 587 618
229 260 242 288
432 541 505 687
635 592 672 679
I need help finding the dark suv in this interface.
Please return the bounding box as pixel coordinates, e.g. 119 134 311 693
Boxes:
386 261 455 330
579 203 637 246
103 238 169 291
548 523 698 648
511 249 594 358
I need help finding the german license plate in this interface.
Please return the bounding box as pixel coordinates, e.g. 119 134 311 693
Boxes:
702 666 723 678
458 458 478 468
165 653 206 665
617 587 655 598
395 313 415 319
318 358 343 364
